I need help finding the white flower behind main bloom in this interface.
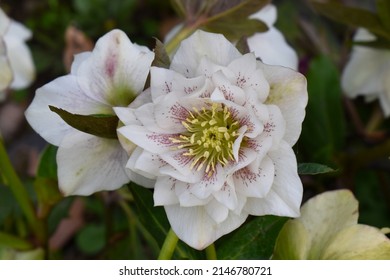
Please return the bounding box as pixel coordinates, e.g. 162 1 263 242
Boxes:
25 29 154 196
342 28 390 116
0 8 35 100
116 30 308 250
164 4 298 70
248 4 299 70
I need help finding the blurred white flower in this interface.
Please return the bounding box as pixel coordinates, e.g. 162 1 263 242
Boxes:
342 28 390 116
247 4 299 70
0 8 35 100
273 190 390 259
25 29 154 196
164 4 298 70
116 30 307 249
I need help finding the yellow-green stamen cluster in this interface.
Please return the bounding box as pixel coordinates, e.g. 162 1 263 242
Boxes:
170 103 240 176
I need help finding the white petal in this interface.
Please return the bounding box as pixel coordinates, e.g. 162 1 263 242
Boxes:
125 168 155 188
118 125 177 154
153 94 191 133
114 107 139 126
170 30 241 78
70 52 90 74
165 204 248 250
234 155 274 198
159 149 203 183
4 21 35 89
379 72 390 116
189 164 226 200
211 70 246 105
175 181 211 207
76 29 154 106
249 4 277 26
341 28 390 115
196 56 231 78
261 63 308 145
6 39 35 89
0 40 12 91
127 148 164 180
248 28 298 70
150 66 206 100
57 131 130 196
6 20 31 41
25 75 111 145
261 104 286 148
0 9 10 35
245 141 302 217
154 176 180 206
205 199 229 224
213 181 238 211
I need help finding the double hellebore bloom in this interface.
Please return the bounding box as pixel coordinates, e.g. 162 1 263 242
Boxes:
116 30 308 249
0 8 35 100
342 28 390 116
25 29 154 196
273 190 390 259
247 4 298 70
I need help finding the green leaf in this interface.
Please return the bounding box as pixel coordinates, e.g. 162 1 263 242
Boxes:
217 216 287 259
376 0 390 31
208 0 270 21
34 145 62 217
354 37 390 50
37 144 57 179
310 1 390 40
236 36 250 54
170 0 186 17
203 18 268 42
354 171 390 228
299 55 346 164
0 247 45 260
0 232 33 251
152 39 171 69
202 0 270 41
298 163 336 175
129 183 203 259
0 185 17 224
76 223 106 255
49 106 118 139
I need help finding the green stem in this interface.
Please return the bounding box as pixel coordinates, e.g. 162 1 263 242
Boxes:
165 26 196 54
0 231 33 250
0 139 45 243
158 228 179 260
205 243 217 260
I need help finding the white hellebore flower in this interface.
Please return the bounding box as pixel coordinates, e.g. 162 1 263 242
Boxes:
342 28 390 116
116 30 308 250
273 190 390 259
0 8 35 100
247 4 299 70
25 29 154 196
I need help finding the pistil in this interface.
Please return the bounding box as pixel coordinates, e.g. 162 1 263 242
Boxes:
170 102 241 176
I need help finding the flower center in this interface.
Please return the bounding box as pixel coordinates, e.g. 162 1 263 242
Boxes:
170 102 240 176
